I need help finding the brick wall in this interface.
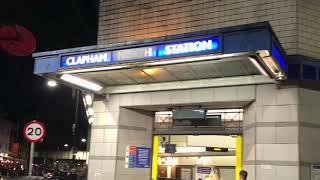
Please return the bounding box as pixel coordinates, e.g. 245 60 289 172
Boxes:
297 0 320 58
98 0 319 59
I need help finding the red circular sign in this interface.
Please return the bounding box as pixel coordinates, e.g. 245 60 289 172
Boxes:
23 121 46 143
0 25 36 56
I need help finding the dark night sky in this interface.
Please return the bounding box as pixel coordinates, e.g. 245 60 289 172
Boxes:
0 0 98 150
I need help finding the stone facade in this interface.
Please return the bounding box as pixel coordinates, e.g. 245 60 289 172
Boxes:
88 83 320 180
91 1 320 179
98 0 320 59
243 85 300 180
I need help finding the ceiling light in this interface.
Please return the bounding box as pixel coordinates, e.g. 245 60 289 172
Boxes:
148 55 216 66
61 65 127 74
147 53 239 66
60 74 103 91
261 56 286 80
47 80 57 87
85 94 93 106
248 57 270 77
141 68 158 76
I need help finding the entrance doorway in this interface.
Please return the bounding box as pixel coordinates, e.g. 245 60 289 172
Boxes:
152 109 243 180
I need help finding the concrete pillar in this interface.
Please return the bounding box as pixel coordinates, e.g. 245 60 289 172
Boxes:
88 97 153 180
298 88 320 179
88 100 119 180
115 108 153 180
243 84 300 180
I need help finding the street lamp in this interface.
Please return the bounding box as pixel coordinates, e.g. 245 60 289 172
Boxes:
81 138 86 143
64 144 69 147
47 80 57 87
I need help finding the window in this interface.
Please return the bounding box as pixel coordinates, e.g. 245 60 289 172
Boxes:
303 64 316 80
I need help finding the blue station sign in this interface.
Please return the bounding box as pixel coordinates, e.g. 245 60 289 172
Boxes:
60 36 221 69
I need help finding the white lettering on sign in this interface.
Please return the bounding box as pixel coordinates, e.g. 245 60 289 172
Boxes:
144 48 153 57
116 47 154 61
65 53 109 66
164 40 214 55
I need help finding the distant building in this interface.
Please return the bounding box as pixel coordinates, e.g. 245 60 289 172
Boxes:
0 118 13 156
35 150 88 161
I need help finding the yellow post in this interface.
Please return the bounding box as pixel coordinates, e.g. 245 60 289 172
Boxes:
152 136 159 180
236 136 243 180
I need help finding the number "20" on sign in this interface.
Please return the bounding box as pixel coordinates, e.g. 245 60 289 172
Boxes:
23 121 46 143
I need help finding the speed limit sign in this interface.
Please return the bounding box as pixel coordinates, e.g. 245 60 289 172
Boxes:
23 121 46 142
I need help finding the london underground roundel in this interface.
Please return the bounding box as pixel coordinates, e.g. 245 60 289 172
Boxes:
0 25 36 56
23 121 46 142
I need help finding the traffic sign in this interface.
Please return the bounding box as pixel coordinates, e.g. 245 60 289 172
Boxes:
23 121 46 143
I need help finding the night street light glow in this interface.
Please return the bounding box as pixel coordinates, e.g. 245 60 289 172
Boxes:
88 117 94 124
60 74 103 92
47 80 57 87
81 138 87 142
64 144 69 147
85 94 93 106
88 108 94 116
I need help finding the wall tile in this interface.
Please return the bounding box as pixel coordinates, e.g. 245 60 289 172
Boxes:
256 127 276 144
276 126 298 144
213 87 237 102
256 144 299 161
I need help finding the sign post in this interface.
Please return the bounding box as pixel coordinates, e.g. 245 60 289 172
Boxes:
23 121 46 176
28 142 35 176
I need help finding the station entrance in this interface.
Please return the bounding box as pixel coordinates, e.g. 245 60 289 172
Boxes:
152 109 243 180
32 23 293 180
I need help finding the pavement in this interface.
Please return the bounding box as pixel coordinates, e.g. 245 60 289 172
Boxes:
1 176 44 180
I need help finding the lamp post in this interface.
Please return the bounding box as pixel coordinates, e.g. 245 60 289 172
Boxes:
72 88 80 161
46 81 81 161
46 80 93 167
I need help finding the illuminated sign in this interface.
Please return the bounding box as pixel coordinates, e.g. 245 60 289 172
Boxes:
60 36 221 68
61 52 111 68
112 46 157 62
158 38 220 56
205 147 228 152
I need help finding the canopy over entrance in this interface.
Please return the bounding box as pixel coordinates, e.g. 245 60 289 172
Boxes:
33 22 286 94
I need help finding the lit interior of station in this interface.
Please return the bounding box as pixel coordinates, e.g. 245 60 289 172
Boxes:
153 109 243 180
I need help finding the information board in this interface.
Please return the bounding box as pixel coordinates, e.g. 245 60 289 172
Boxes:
125 146 151 168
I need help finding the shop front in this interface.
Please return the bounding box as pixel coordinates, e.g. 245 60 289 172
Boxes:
33 22 320 180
